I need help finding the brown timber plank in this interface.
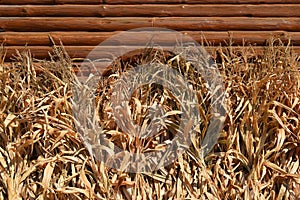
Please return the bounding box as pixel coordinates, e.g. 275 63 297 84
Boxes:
1 4 300 17
1 0 300 4
104 0 300 4
0 32 114 46
55 0 101 3
3 46 300 61
0 0 102 4
0 17 153 32
1 31 300 46
1 17 300 32
0 0 54 4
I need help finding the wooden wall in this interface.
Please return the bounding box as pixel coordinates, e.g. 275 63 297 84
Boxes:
1 0 300 60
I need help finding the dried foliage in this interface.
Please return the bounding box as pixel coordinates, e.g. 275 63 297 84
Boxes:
0 39 299 199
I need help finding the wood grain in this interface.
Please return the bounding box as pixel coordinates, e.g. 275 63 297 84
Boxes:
104 0 300 4
1 0 300 4
1 17 300 32
1 0 299 62
1 31 300 46
1 4 300 17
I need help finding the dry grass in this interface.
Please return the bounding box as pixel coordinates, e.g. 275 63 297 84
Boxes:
0 39 299 199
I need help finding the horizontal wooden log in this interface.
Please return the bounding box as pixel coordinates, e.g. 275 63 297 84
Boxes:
104 0 300 4
1 17 300 32
1 4 300 17
1 0 300 4
3 46 300 62
1 31 300 46
0 0 53 4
